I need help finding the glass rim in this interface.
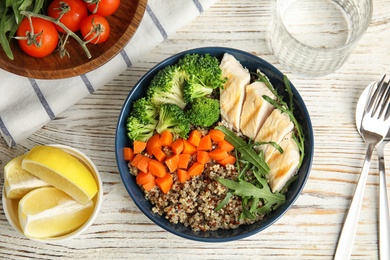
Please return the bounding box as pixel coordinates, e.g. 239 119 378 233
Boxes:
274 0 374 53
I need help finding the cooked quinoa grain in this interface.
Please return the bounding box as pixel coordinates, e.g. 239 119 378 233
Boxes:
130 160 263 232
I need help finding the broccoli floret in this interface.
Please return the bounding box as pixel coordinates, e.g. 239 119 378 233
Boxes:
185 97 220 127
179 53 225 103
126 116 157 142
147 65 187 109
182 75 214 103
132 97 158 124
156 103 190 138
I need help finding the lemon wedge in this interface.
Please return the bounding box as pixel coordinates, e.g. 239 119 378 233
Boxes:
22 146 97 205
4 154 50 199
18 187 94 239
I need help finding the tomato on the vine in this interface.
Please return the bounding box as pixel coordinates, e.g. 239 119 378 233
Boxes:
87 0 120 17
81 14 110 44
48 0 88 33
16 17 59 58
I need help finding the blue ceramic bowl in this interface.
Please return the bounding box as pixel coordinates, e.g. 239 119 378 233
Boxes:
115 47 314 242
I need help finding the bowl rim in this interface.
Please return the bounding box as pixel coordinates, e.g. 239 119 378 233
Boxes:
2 144 103 243
115 46 314 242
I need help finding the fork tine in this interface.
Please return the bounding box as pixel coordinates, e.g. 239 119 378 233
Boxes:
366 75 386 113
373 81 387 115
366 75 387 117
378 79 390 119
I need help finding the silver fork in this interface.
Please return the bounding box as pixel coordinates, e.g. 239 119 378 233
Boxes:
334 78 390 260
376 81 390 260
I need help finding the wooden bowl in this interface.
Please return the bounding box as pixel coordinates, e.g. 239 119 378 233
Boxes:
0 0 147 79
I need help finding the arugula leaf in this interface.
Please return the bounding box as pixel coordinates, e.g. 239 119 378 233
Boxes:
214 191 233 212
215 125 269 173
237 145 269 174
217 178 285 214
0 8 13 60
253 141 284 154
214 126 285 216
215 125 246 147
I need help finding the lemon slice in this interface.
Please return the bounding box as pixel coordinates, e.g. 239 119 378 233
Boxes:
4 154 50 199
18 187 94 239
22 146 97 205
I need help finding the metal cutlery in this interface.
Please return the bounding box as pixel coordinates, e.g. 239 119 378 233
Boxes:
334 76 390 260
354 77 390 260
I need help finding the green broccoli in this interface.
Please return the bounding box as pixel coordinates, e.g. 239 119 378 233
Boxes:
147 65 187 109
156 103 190 138
178 53 226 103
132 97 158 124
185 97 220 127
182 75 214 103
126 116 157 142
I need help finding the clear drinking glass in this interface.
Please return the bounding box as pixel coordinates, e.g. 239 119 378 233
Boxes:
270 0 373 77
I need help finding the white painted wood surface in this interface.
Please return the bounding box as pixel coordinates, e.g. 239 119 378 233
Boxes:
1 0 390 259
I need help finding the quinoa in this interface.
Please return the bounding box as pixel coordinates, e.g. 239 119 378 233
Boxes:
129 159 263 232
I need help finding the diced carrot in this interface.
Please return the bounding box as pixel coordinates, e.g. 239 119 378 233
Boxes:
136 171 155 185
148 159 167 178
159 130 173 147
165 154 179 173
188 162 204 176
130 153 144 167
123 147 134 161
208 148 229 161
197 135 212 151
178 153 191 169
218 139 235 152
133 140 147 154
177 169 190 183
137 156 152 173
209 129 225 142
188 130 202 147
217 154 237 167
171 138 184 154
152 146 166 162
197 151 210 164
182 139 197 155
155 173 173 193
142 178 156 192
147 133 161 156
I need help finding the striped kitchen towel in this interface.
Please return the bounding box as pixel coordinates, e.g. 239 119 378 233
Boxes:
0 0 217 147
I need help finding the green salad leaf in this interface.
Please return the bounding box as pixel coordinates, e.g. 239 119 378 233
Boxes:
214 126 285 218
217 178 285 204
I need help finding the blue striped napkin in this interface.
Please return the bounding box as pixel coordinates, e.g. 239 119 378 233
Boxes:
0 0 216 147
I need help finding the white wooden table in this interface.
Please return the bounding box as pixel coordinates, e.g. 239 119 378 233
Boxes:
1 0 390 259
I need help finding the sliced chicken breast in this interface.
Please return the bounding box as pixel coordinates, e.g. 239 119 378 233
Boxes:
266 132 300 193
219 53 250 131
240 81 275 140
255 109 294 161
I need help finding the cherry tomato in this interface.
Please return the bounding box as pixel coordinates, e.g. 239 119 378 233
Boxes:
48 0 88 33
87 0 120 17
16 17 59 58
81 14 110 44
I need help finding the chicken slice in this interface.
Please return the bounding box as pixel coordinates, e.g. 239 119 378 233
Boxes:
219 53 250 131
255 109 294 161
266 132 300 193
240 81 275 140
